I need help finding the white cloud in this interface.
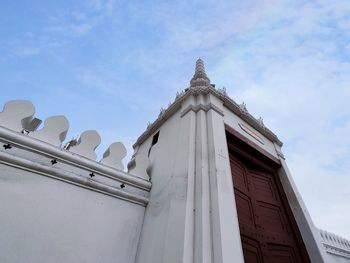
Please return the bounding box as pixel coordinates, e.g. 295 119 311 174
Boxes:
45 0 118 37
69 23 95 36
89 0 116 13
13 46 40 57
207 0 350 238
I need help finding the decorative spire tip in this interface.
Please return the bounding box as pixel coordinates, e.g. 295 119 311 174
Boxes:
195 58 206 74
190 58 210 87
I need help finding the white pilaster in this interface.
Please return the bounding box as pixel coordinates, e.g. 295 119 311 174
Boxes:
205 94 245 263
182 92 245 263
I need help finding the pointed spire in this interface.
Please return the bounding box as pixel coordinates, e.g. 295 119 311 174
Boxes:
190 58 211 87
195 58 205 73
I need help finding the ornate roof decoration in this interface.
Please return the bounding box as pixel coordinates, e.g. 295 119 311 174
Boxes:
190 58 211 87
134 59 283 148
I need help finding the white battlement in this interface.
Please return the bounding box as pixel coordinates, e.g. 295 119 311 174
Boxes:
0 100 151 177
320 229 350 260
0 100 152 205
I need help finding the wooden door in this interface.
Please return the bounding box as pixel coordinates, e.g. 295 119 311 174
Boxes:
228 143 310 263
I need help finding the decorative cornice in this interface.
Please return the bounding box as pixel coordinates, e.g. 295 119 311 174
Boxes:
134 85 283 148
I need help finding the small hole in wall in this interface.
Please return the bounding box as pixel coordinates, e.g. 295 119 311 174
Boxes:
151 131 159 146
148 131 160 157
3 143 12 150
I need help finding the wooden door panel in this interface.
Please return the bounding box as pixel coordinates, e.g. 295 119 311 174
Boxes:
268 244 298 263
257 202 287 235
250 172 277 203
235 190 256 228
229 153 310 263
241 236 264 263
230 159 248 191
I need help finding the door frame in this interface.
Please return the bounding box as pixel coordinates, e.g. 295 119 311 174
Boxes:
225 124 311 262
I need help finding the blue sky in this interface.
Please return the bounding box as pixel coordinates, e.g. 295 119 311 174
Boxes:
1 0 350 239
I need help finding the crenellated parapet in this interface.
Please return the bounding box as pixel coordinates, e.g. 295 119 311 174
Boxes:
0 100 151 206
320 229 350 259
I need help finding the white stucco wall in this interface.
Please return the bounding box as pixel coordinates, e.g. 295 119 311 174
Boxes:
222 105 279 159
133 88 330 263
135 109 191 263
0 163 145 263
134 93 247 263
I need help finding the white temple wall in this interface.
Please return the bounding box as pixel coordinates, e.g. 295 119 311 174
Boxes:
0 164 144 263
134 92 248 263
0 100 152 263
135 109 192 263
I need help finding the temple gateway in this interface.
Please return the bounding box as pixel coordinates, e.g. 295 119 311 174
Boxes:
0 59 349 263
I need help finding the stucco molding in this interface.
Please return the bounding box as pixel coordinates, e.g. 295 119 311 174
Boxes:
180 103 224 118
0 126 151 191
134 85 283 148
238 122 265 145
323 243 350 259
0 150 149 206
273 142 286 160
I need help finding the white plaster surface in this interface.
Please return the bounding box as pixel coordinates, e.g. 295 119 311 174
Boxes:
128 154 151 181
0 164 145 263
135 93 246 263
135 110 189 263
326 254 350 263
223 105 279 159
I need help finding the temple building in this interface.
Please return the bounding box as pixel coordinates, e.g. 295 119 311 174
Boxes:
0 59 349 263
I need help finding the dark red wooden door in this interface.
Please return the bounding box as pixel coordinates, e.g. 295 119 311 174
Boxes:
230 154 310 263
